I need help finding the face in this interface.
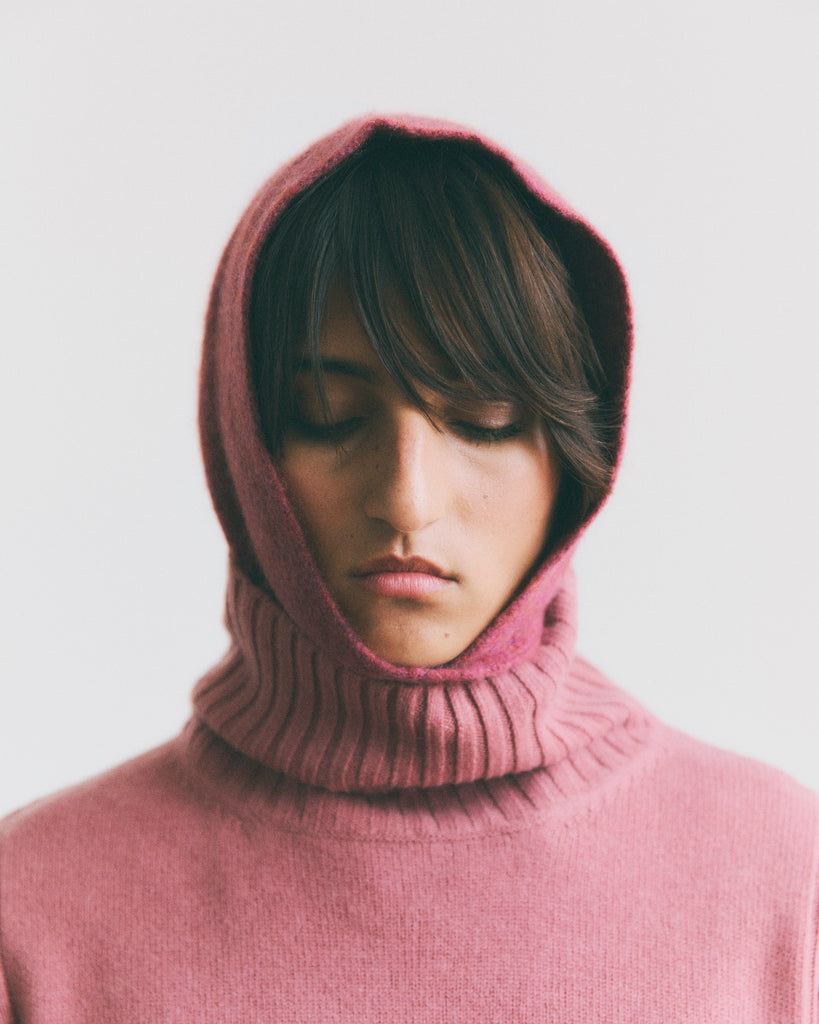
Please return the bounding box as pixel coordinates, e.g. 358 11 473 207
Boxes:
277 286 560 667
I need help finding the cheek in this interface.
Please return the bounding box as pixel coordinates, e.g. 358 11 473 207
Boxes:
278 455 347 557
470 448 559 573
473 446 558 526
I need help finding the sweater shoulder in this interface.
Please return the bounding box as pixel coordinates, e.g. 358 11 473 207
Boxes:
645 722 819 853
659 723 817 801
0 737 204 857
571 657 819 839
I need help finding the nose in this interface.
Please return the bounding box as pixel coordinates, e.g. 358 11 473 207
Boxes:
363 408 447 534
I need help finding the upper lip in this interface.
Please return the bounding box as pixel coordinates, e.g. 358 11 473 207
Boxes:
353 555 452 578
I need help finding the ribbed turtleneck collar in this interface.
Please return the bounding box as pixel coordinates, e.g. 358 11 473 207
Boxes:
191 562 649 796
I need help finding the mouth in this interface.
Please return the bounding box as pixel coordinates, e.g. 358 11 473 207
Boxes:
352 554 455 598
354 555 451 578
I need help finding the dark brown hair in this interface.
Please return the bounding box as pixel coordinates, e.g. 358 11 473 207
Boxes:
250 130 616 545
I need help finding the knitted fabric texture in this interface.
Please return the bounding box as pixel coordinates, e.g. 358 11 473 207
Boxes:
1 114 817 1023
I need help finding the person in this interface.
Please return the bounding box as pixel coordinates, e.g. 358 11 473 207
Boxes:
1 114 816 1022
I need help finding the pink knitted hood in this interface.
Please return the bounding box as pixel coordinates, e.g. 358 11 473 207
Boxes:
198 114 632 683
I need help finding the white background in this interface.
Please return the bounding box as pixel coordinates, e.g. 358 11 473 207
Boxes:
1 0 817 816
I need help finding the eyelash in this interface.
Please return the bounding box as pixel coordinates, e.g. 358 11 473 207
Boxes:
450 421 525 444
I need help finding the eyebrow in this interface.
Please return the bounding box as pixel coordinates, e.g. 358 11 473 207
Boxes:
294 358 377 383
293 356 498 400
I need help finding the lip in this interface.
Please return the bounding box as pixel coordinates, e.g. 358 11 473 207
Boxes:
352 555 455 599
353 555 452 578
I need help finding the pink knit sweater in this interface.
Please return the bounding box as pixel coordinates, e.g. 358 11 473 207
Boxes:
2 116 817 1023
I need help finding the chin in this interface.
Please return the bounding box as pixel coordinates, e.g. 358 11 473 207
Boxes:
357 626 468 669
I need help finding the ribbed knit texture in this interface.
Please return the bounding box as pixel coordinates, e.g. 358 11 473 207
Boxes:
192 563 643 793
2 114 818 1022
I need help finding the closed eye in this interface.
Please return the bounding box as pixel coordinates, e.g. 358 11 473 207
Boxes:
449 420 526 444
291 417 367 443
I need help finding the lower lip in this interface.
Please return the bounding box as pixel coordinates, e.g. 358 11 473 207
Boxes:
357 572 453 598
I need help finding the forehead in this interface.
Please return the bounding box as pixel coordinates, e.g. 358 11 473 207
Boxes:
317 280 455 385
318 283 379 366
